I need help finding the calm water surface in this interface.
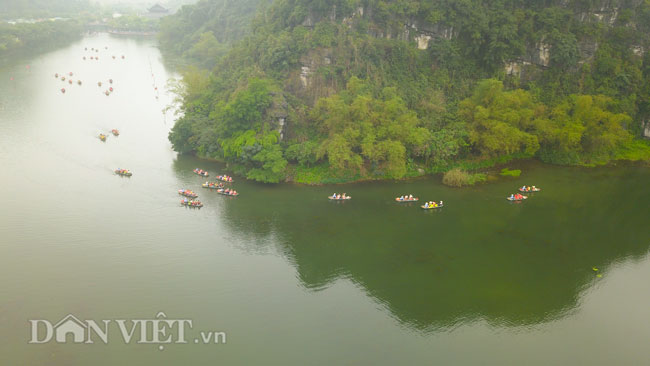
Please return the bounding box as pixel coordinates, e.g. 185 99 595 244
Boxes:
0 34 649 365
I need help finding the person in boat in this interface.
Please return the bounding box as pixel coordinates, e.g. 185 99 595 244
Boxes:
336 194 341 199
440 201 443 206
532 186 537 191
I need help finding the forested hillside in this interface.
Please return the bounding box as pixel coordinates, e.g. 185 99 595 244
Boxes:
0 0 91 18
164 0 650 184
0 20 83 59
158 0 271 68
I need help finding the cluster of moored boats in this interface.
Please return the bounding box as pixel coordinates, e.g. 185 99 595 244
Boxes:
180 169 240 208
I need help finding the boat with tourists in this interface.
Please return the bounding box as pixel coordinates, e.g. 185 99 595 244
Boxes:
518 185 541 193
217 188 239 196
396 195 418 202
114 169 132 177
215 175 233 182
178 189 198 198
507 193 527 201
329 193 351 201
193 168 209 177
202 182 224 189
181 199 203 208
421 201 443 209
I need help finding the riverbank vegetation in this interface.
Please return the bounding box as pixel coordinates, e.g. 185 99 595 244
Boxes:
163 0 650 184
0 0 91 19
0 20 83 59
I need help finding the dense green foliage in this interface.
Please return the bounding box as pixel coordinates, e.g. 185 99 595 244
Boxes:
165 0 650 183
158 0 270 68
0 0 91 18
500 168 522 177
0 20 83 59
442 168 486 187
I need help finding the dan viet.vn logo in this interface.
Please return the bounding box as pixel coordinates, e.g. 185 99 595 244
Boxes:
29 312 226 350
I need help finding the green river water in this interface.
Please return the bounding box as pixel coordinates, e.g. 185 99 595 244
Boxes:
0 34 649 365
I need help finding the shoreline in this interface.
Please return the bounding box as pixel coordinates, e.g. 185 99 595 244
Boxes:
107 30 158 36
186 153 649 186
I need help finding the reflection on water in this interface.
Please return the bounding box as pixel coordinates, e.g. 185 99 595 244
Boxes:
174 155 650 332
